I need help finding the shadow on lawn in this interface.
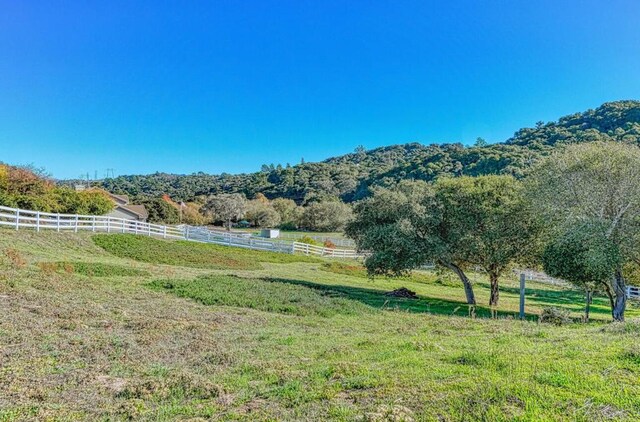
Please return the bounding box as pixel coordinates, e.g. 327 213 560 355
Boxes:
265 277 537 319
492 284 612 317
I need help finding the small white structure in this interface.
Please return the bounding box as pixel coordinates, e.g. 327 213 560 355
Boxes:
261 228 280 239
627 286 640 300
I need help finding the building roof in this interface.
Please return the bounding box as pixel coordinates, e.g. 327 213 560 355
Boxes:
86 187 147 219
109 193 130 204
118 204 148 219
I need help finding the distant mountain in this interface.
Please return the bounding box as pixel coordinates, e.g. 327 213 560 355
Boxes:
89 100 640 203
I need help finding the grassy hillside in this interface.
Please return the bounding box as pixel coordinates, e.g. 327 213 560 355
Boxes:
2 230 640 420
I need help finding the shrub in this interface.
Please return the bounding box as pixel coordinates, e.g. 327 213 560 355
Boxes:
0 164 114 214
323 239 336 249
539 307 572 325
297 235 320 246
278 221 298 231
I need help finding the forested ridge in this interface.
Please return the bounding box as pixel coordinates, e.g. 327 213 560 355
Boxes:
89 100 640 203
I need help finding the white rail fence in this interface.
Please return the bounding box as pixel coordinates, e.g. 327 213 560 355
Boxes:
0 206 362 259
0 206 184 239
185 226 295 253
278 232 356 248
627 286 640 300
292 241 362 259
515 269 570 288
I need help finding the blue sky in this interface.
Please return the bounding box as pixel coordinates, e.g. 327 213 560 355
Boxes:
1 0 640 179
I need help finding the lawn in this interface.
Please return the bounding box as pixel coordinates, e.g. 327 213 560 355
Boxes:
1 229 640 421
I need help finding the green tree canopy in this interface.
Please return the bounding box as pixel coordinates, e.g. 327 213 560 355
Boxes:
347 176 540 307
300 201 353 232
542 222 622 321
528 141 640 321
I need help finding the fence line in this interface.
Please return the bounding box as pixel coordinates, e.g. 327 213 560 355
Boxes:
514 269 570 288
0 205 361 259
278 232 356 248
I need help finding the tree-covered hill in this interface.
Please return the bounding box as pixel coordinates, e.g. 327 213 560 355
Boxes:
91 100 640 203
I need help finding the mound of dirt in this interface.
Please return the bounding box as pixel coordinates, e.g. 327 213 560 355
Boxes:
385 287 418 299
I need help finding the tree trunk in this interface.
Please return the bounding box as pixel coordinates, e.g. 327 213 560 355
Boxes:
226 219 232 231
612 268 627 322
600 281 615 316
439 261 476 305
489 271 499 307
584 289 592 323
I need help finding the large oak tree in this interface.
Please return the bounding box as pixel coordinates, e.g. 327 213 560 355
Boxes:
528 141 640 321
346 175 540 308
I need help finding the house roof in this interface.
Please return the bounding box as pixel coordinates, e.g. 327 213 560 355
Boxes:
118 204 148 219
85 187 147 219
110 193 129 204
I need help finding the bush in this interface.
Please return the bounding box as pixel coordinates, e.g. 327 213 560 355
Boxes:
323 239 336 249
539 307 572 326
0 164 113 214
297 235 320 246
278 221 298 231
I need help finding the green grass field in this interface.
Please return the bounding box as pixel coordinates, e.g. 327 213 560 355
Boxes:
1 229 640 421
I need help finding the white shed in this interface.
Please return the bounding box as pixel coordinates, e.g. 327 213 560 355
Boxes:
261 229 280 238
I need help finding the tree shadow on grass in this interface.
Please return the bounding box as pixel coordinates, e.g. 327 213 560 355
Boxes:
265 277 537 319
494 284 612 317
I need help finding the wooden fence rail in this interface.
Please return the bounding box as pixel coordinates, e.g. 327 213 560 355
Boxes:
0 205 362 259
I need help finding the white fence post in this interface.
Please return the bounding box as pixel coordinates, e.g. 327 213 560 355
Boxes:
15 209 19 230
92 215 96 232
57 214 61 232
74 215 79 233
36 211 40 232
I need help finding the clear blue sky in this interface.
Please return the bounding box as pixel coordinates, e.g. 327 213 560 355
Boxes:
1 1 640 179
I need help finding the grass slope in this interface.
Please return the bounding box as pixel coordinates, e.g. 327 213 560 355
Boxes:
1 229 640 421
93 234 323 270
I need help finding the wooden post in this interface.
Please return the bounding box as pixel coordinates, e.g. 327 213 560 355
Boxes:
519 273 526 320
